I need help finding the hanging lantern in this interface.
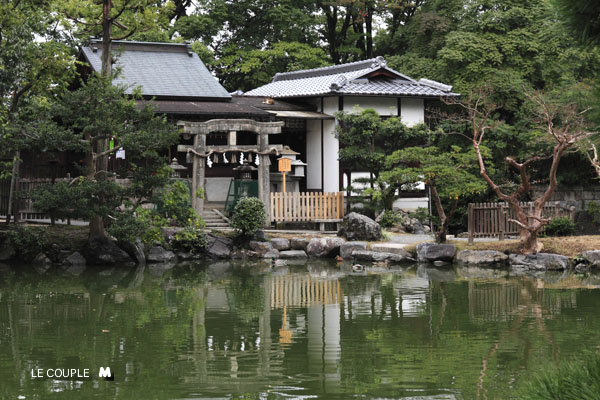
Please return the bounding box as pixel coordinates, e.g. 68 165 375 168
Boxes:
168 157 187 178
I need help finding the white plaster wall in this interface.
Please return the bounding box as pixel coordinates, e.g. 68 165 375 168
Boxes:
393 197 429 211
322 96 338 115
306 119 322 190
400 98 424 126
322 119 339 192
343 96 398 116
205 177 233 202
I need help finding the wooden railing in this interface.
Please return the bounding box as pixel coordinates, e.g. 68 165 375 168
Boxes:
270 191 344 222
468 201 575 244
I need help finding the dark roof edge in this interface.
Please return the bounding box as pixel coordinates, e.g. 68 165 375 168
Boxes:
85 39 193 54
272 57 384 82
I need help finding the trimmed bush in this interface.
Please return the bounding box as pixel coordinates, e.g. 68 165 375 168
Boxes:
231 197 265 237
545 216 576 236
172 226 209 256
378 210 402 228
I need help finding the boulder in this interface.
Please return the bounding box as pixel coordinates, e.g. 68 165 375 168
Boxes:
32 253 52 267
249 241 274 257
230 249 259 259
455 250 508 266
416 243 456 263
279 250 308 259
290 238 309 250
206 235 233 258
176 251 195 260
370 243 411 258
147 246 177 263
120 238 145 264
340 241 367 259
62 251 87 267
161 227 183 243
254 230 269 242
337 212 383 241
306 237 345 258
509 253 569 271
83 237 135 266
262 249 280 259
271 238 290 251
352 250 413 263
581 250 600 268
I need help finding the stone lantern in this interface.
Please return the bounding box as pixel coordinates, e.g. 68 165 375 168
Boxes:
168 157 187 178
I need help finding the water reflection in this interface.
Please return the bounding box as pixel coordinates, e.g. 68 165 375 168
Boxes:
1 261 600 399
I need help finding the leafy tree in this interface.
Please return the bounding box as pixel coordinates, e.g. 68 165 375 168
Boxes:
335 109 428 213
0 0 74 223
382 145 488 242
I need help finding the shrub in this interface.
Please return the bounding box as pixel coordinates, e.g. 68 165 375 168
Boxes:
231 197 265 237
379 210 402 228
155 180 198 226
172 225 209 256
545 217 576 236
5 226 47 261
520 352 600 400
587 201 600 223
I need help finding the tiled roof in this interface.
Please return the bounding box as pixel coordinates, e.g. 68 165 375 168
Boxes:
81 40 231 100
245 56 458 98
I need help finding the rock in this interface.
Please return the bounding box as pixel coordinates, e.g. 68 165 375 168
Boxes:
279 250 308 259
306 237 345 258
575 263 590 273
62 251 87 267
147 246 177 263
581 250 600 268
352 250 413 263
271 238 290 251
262 249 280 259
206 235 233 258
340 241 367 259
254 230 269 242
509 253 569 271
249 241 273 255
274 259 288 267
455 250 508 266
457 232 469 238
423 225 431 233
0 240 15 261
230 249 258 259
337 212 383 241
32 253 52 267
433 260 451 267
84 237 135 266
290 238 309 250
176 251 195 260
370 243 411 258
120 238 145 264
149 263 175 277
416 243 457 263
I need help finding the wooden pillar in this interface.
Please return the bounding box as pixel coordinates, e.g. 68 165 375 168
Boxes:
258 132 271 225
191 133 206 215
468 203 474 245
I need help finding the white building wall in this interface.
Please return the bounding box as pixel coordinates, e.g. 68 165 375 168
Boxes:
400 98 425 126
322 97 340 192
343 96 398 116
306 119 322 190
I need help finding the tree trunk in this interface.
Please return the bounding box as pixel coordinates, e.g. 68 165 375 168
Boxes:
520 228 542 254
5 150 20 225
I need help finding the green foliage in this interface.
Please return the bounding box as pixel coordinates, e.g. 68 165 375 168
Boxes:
409 207 434 224
231 197 265 237
107 208 165 246
5 225 46 260
155 180 198 226
378 210 403 228
588 201 600 222
520 352 600 399
545 217 576 237
172 225 209 256
31 181 86 223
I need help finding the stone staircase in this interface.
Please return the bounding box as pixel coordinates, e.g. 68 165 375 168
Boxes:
202 209 230 229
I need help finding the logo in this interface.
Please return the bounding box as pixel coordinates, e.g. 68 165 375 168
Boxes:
99 367 114 381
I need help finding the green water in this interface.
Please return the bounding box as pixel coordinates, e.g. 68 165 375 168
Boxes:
2 261 600 399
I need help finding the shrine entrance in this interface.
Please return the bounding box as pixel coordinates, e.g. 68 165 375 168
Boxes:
177 119 284 224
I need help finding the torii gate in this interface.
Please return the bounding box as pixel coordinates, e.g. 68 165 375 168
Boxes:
177 119 284 224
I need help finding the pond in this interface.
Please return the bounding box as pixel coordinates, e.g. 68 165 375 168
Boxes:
1 260 600 399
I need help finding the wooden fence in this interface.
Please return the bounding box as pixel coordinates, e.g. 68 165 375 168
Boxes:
0 178 71 222
270 191 344 223
468 201 575 244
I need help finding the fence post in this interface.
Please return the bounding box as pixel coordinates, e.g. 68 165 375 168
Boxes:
499 203 505 241
468 203 474 245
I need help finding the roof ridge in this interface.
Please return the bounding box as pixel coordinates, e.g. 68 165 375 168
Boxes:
272 56 387 82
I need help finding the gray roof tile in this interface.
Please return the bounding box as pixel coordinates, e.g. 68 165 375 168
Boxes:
245 56 458 98
81 40 230 100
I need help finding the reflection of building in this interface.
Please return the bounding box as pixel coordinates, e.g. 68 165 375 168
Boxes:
268 274 343 309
